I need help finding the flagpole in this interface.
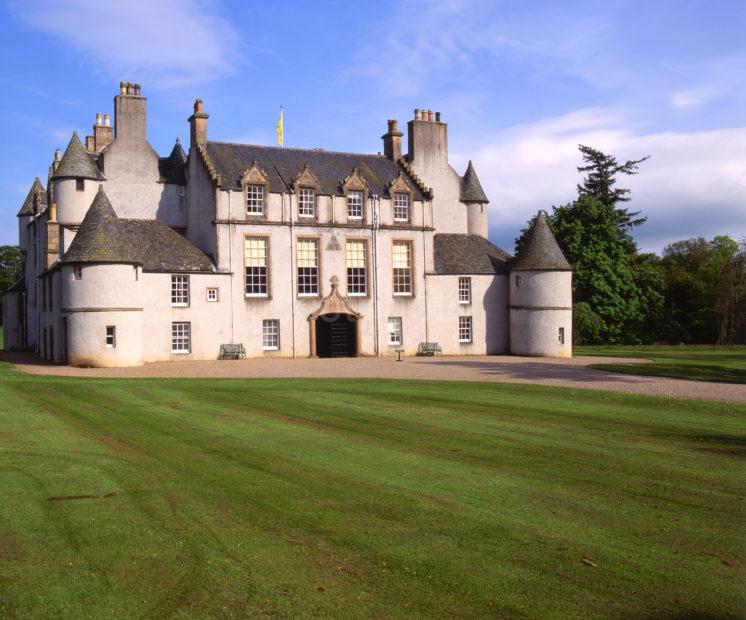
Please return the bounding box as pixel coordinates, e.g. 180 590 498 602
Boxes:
277 105 284 148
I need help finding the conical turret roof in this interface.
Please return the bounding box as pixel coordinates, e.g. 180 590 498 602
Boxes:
17 177 47 216
62 186 139 264
158 137 187 184
511 211 572 271
52 132 103 181
460 160 489 203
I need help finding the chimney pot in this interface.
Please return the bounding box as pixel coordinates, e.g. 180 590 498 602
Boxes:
95 113 102 126
120 81 126 95
387 119 398 132
428 110 433 122
54 148 61 162
435 111 441 122
134 83 141 96
195 99 203 113
414 108 420 121
104 114 111 126
126 82 133 95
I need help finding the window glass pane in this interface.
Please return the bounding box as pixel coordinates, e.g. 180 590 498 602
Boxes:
458 277 471 303
299 188 315 217
245 238 268 295
346 240 367 295
347 191 363 219
459 316 472 342
387 317 402 345
297 239 319 295
393 193 409 220
247 185 264 215
262 319 280 350
393 241 413 294
171 275 189 305
171 322 191 352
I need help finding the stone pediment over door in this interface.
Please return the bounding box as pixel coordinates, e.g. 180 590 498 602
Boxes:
308 276 362 320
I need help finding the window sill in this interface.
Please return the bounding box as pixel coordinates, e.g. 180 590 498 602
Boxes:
347 293 368 297
171 303 189 308
459 301 471 305
458 340 472 344
172 350 191 354
298 293 320 298
245 294 270 299
393 293 413 297
263 347 279 351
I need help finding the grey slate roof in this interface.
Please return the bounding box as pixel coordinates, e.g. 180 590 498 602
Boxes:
510 211 572 271
460 161 488 203
434 234 512 275
159 138 187 185
18 178 47 216
52 132 104 181
205 141 426 200
62 186 213 272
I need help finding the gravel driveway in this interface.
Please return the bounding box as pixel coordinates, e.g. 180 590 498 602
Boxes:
3 352 745 404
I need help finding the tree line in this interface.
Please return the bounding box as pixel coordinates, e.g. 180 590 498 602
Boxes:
516 145 746 345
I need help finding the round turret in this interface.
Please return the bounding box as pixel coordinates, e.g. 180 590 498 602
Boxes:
461 161 489 237
509 211 572 357
61 187 143 367
52 132 104 223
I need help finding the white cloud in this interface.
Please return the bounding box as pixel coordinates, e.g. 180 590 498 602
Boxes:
453 109 746 253
12 0 242 87
670 88 718 110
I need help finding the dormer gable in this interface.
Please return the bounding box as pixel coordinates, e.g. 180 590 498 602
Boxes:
241 160 270 218
292 163 321 191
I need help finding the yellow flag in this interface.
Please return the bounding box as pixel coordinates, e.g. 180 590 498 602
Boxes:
276 106 283 147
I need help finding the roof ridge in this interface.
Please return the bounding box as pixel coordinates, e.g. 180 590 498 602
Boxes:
208 140 387 159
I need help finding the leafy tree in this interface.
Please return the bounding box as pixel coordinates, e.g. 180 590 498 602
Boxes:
576 144 650 235
0 245 22 296
716 239 746 344
660 236 737 343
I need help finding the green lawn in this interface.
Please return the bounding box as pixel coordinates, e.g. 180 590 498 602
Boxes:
0 363 744 618
576 344 746 384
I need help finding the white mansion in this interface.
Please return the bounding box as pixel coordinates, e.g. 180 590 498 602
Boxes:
3 82 572 366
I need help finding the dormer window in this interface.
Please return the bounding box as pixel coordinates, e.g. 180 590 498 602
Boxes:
298 188 315 218
393 193 409 221
347 191 363 220
246 185 265 216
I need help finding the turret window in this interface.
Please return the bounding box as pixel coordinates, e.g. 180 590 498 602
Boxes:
515 275 522 287
347 191 363 220
106 326 116 348
74 266 83 280
393 193 409 221
459 316 473 343
76 179 85 191
299 188 315 218
246 185 265 216
171 275 189 306
559 327 565 344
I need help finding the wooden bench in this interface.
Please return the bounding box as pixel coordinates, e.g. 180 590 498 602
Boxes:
416 342 442 356
218 343 246 360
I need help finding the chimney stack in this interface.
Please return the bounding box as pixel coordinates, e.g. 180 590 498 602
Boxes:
381 118 403 161
188 98 209 148
407 106 448 167
94 111 114 152
114 80 148 144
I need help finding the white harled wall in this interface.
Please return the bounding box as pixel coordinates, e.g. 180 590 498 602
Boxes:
509 270 572 357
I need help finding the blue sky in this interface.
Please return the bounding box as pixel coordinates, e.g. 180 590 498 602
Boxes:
1 0 744 253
